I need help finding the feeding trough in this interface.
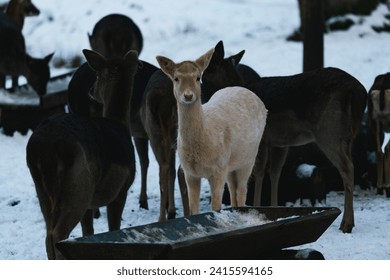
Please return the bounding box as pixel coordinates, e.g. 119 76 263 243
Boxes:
57 206 341 260
0 70 74 135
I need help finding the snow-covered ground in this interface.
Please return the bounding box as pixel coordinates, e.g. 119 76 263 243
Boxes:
0 0 390 260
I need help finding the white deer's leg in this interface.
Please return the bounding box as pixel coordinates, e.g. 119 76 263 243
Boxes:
235 166 254 207
186 175 201 215
208 173 226 211
227 172 238 207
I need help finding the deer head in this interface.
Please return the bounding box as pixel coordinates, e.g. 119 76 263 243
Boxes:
156 48 214 105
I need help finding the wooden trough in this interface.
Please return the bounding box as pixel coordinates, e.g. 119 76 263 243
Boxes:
0 71 74 135
57 206 341 260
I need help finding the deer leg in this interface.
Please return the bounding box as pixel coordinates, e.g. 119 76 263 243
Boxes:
235 165 254 207
158 162 170 222
186 175 201 215
269 147 289 206
47 209 88 260
0 74 5 89
134 137 149 209
10 75 18 92
227 172 238 207
107 189 128 231
374 126 385 189
317 142 355 233
253 143 269 206
80 209 94 236
177 165 190 216
167 150 176 219
208 173 227 211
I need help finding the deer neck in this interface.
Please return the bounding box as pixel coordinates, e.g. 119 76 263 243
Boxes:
102 78 133 134
177 99 207 148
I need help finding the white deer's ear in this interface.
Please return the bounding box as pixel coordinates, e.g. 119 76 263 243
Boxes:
195 48 214 73
156 56 176 79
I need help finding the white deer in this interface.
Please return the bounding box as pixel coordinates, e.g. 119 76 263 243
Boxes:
157 48 267 214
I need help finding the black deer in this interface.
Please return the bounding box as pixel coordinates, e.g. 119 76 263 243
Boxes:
246 67 367 233
4 0 40 30
68 60 158 210
88 13 143 58
68 14 155 210
368 73 390 197
141 40 245 221
26 49 140 259
0 12 52 95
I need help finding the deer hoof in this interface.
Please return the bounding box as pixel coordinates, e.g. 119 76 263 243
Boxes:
339 220 354 233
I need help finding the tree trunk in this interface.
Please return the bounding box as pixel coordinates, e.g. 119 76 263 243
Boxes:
301 0 325 72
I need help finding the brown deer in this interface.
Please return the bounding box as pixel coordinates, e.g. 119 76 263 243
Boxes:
246 67 367 233
141 41 248 221
68 60 158 211
68 14 153 211
368 73 390 197
26 49 140 259
157 48 267 214
0 12 52 95
4 0 40 30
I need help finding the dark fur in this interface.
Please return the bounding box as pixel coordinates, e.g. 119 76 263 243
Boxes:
89 13 143 57
5 0 40 29
246 67 367 233
67 60 158 209
0 11 52 95
368 73 390 196
26 50 139 259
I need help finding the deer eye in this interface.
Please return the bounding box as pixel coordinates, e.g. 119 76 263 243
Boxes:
174 77 179 82
196 77 201 82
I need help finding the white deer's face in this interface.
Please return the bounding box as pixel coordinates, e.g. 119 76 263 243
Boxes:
172 63 202 105
156 48 214 105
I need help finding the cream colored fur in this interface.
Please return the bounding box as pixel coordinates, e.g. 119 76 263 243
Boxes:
157 48 267 214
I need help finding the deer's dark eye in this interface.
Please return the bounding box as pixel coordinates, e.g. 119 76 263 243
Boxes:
197 77 201 82
174 77 179 82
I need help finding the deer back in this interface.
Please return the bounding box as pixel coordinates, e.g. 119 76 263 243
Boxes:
89 13 143 58
246 67 367 145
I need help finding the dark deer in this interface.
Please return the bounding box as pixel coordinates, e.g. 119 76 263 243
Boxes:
0 12 53 95
68 60 158 210
4 0 40 30
246 67 367 233
140 41 245 221
368 73 390 197
89 13 143 58
68 14 154 210
26 49 140 259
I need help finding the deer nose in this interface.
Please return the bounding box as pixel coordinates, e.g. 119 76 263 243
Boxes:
184 93 194 102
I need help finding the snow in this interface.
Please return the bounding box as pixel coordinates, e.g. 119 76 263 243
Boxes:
0 0 390 260
296 163 316 179
122 210 270 244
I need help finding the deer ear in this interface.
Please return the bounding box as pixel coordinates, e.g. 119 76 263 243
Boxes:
156 56 176 79
228 50 245 66
44 52 55 63
83 49 107 72
210 40 224 64
195 48 214 73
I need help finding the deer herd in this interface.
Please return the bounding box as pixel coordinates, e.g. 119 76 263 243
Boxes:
0 1 389 260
